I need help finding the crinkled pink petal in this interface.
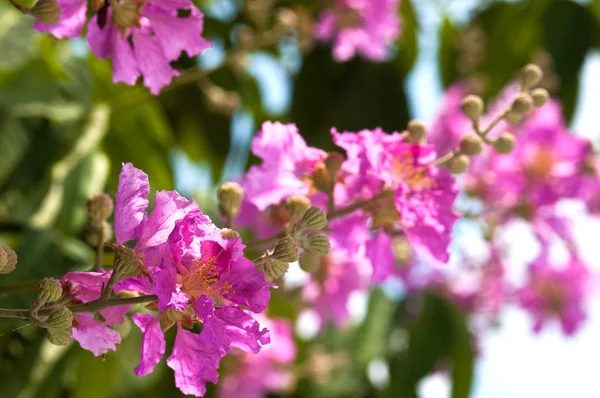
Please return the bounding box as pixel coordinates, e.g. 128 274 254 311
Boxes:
167 325 224 397
221 256 272 313
152 260 189 311
131 29 180 95
72 313 121 356
114 163 150 245
132 313 165 376
213 306 270 354
168 209 222 264
365 231 397 283
135 190 198 263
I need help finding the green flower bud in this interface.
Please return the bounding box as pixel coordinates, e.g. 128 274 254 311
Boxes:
407 120 427 143
258 259 289 281
459 134 483 156
299 206 328 231
46 328 73 346
505 111 523 126
531 88 549 107
460 95 484 122
112 245 145 279
27 0 61 25
217 182 244 219
37 278 63 303
220 228 240 241
86 220 113 246
285 195 312 221
447 155 470 174
42 307 73 330
511 93 533 115
299 252 320 273
111 0 143 30
324 152 345 178
521 64 543 89
303 234 331 256
493 133 516 154
86 193 114 221
272 236 300 263
0 246 17 275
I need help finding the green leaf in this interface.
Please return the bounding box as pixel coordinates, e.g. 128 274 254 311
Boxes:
0 11 36 70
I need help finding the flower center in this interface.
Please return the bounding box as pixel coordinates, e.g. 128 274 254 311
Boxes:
368 197 400 232
524 146 555 179
181 250 233 301
390 153 436 191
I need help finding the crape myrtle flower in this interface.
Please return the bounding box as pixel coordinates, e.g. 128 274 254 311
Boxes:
517 253 589 335
36 0 211 94
314 0 402 62
220 316 297 398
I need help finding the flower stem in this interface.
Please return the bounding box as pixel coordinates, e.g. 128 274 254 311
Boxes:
0 295 157 320
328 191 389 220
0 281 38 298
93 226 105 272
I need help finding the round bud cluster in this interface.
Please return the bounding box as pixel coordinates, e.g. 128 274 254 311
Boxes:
286 195 312 221
272 236 300 263
42 307 74 330
0 246 17 275
448 154 470 174
220 228 241 241
492 133 516 154
303 234 331 256
86 220 113 246
46 328 73 346
531 88 549 107
87 193 114 221
257 259 289 281
407 120 427 143
459 134 483 156
217 182 244 219
112 245 145 280
521 64 543 89
511 93 533 115
460 95 484 122
37 278 63 304
298 207 328 232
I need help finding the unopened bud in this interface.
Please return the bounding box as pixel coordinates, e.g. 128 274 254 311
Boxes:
531 88 549 107
87 193 114 221
112 245 145 279
312 163 331 192
42 307 73 330
299 252 320 273
407 120 427 142
276 8 298 30
46 328 72 346
86 220 112 246
302 234 331 256
217 182 244 219
286 195 312 221
459 134 483 156
521 64 543 89
505 111 523 126
272 236 300 263
299 207 328 231
27 0 61 25
493 133 516 154
220 228 240 241
258 259 289 281
0 246 17 274
447 155 470 174
460 95 484 122
37 278 63 303
324 152 344 178
511 94 533 115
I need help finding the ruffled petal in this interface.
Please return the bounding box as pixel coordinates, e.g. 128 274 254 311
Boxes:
34 0 87 39
114 163 150 245
72 313 121 356
132 313 165 376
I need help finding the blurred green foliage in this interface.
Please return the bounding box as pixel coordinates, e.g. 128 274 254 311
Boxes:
0 0 598 396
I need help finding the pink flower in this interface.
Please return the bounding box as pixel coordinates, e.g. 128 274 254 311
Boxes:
428 83 471 156
34 0 87 39
517 254 589 335
61 270 130 356
333 128 459 264
220 317 297 398
315 0 402 62
237 122 326 239
303 248 370 326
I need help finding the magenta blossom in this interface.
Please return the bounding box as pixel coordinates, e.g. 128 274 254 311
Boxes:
220 316 297 398
333 128 459 264
61 270 131 356
126 208 272 396
517 254 589 335
314 0 401 62
237 122 326 239
35 0 212 94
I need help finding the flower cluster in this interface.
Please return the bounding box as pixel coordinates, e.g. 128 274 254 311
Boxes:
34 0 211 94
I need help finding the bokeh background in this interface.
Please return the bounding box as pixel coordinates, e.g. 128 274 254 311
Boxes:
1 0 600 397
